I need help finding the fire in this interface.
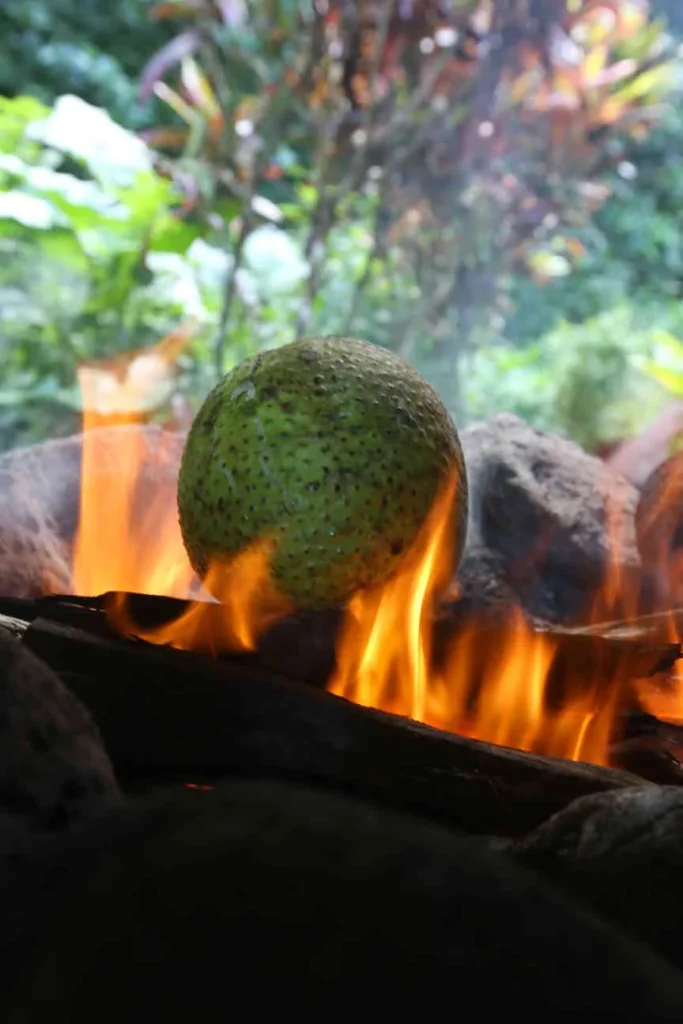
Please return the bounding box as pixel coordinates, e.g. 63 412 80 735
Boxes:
72 325 197 600
69 335 681 769
331 473 619 766
108 541 292 653
71 327 289 651
330 476 458 723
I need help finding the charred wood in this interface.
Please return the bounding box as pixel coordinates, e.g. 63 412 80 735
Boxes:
0 608 649 837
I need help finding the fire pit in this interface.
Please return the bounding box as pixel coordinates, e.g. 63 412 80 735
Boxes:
4 363 683 1011
3 395 682 774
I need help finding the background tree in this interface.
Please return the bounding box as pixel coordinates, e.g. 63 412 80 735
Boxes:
0 0 175 128
0 0 682 452
141 0 677 412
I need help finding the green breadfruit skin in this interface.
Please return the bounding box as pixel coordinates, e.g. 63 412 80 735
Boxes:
177 335 468 609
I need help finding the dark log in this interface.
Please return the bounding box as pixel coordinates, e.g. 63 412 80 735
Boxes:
609 735 683 786
567 607 683 643
0 591 679 695
0 609 648 837
0 592 342 688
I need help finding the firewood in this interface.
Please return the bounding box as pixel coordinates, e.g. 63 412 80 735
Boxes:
566 607 683 643
0 592 679 696
0 608 648 837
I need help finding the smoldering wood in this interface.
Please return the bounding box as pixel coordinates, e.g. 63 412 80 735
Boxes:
566 607 683 642
608 735 683 786
2 592 683 791
0 607 650 837
0 591 679 695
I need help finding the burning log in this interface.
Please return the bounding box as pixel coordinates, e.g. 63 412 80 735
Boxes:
569 607 683 643
0 601 654 837
2 592 681 779
2 591 679 692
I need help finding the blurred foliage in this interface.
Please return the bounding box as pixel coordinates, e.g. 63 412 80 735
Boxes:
505 94 683 341
0 0 172 129
465 305 676 449
1 0 683 456
0 93 207 446
638 328 683 397
138 0 678 411
653 0 683 34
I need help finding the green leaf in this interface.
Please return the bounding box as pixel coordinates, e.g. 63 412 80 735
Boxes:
0 95 51 154
640 360 683 396
37 229 88 271
114 171 179 224
613 63 675 105
149 214 201 253
0 190 67 229
26 95 153 188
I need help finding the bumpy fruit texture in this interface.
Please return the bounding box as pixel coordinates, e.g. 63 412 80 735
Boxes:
177 336 467 610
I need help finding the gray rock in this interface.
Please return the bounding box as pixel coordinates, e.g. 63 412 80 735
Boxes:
0 631 120 866
458 413 640 622
506 785 683 970
0 426 185 597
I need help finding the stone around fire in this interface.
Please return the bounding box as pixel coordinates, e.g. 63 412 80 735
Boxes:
507 784 683 972
0 632 120 868
4 779 683 1019
0 426 185 597
458 413 640 623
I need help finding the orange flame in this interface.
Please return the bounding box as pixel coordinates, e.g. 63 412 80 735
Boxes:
72 326 196 600
330 476 458 722
108 541 292 653
70 339 682 768
71 329 291 652
331 472 620 766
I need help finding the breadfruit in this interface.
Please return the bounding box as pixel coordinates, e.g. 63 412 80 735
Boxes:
177 336 467 609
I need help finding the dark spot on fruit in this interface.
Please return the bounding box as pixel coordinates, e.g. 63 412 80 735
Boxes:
390 540 403 555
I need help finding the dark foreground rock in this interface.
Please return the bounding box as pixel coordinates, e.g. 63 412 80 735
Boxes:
0 633 120 867
458 413 640 623
3 779 683 1020
506 784 683 970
